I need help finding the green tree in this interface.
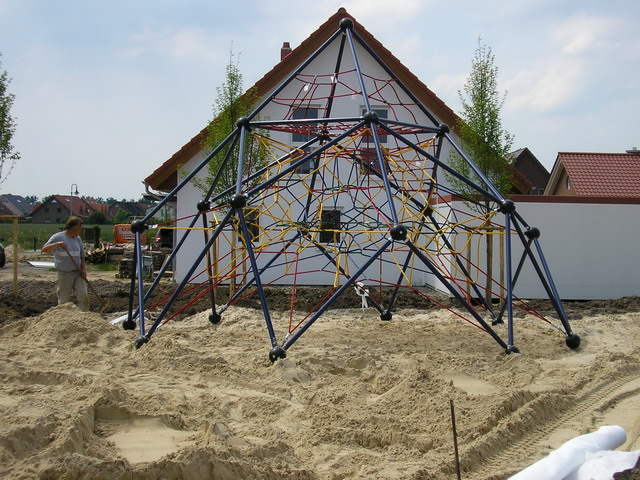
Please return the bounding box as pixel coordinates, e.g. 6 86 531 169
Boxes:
0 54 20 188
194 49 264 201
448 38 514 305
113 208 130 224
449 38 514 203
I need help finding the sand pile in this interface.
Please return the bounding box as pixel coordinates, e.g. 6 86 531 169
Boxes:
1 244 47 263
1 298 640 479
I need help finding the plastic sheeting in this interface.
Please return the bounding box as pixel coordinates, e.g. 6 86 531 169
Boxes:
566 450 640 480
509 425 639 480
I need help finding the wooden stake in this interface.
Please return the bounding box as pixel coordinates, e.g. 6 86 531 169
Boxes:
0 215 19 295
450 399 462 480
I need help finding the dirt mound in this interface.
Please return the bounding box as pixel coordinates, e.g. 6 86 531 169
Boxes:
0 276 448 325
0 301 639 479
1 269 640 479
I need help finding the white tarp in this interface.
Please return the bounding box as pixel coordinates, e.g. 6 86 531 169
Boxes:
509 425 639 480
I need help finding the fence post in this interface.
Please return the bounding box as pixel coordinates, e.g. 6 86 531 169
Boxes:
93 225 100 248
0 215 20 295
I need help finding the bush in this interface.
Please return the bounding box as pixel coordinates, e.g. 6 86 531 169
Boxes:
87 212 107 225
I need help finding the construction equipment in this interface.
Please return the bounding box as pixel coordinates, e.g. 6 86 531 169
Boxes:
113 224 147 245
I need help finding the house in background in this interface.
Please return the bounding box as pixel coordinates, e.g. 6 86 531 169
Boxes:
544 148 640 197
505 146 640 299
508 147 550 194
109 201 149 220
144 7 467 286
0 194 34 217
31 195 102 223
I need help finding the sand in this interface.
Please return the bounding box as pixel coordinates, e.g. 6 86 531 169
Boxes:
1 256 640 479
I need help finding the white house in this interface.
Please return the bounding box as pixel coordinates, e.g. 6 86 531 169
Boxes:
144 8 473 291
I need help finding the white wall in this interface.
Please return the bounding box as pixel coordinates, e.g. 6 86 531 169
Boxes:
176 151 640 300
510 199 640 300
437 198 640 300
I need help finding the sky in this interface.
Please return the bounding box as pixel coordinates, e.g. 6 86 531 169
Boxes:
0 0 638 201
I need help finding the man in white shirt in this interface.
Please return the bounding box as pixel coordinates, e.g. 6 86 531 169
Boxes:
42 216 90 311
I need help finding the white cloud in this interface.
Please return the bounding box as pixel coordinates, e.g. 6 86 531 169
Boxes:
386 32 422 63
426 72 466 112
122 27 223 62
552 13 617 56
341 0 428 24
504 58 583 113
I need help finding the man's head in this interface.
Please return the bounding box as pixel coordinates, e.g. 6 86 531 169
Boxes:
64 216 83 237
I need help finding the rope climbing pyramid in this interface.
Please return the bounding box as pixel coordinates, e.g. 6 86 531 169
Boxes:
123 15 580 361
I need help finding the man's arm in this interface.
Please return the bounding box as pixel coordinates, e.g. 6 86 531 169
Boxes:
42 240 66 254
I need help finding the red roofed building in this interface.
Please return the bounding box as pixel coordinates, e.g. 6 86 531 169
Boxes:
544 148 640 197
31 195 104 224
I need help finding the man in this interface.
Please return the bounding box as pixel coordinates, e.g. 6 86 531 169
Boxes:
42 216 90 311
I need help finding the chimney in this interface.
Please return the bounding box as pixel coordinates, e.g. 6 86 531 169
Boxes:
626 147 640 155
281 42 292 61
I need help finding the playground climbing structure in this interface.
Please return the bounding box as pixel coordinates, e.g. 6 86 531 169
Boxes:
123 16 580 361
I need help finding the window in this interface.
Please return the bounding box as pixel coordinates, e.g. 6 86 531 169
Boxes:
319 209 341 243
292 107 319 143
237 209 260 245
358 147 387 175
295 147 320 174
245 209 260 243
362 107 388 144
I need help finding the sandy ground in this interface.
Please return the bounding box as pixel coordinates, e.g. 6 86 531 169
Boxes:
1 249 640 479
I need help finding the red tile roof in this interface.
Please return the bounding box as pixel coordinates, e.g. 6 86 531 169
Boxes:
557 152 640 197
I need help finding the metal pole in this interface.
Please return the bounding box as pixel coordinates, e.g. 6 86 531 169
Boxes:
70 183 79 216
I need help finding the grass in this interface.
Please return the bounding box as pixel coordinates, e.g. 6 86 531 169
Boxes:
0 222 154 250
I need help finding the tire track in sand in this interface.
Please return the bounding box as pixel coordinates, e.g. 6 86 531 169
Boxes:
466 368 640 480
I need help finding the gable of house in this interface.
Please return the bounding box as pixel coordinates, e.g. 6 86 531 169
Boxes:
0 194 33 216
31 196 71 223
144 7 460 194
545 150 640 197
0 201 14 216
508 147 550 194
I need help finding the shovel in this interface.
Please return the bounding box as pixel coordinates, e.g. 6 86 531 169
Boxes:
64 249 109 314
